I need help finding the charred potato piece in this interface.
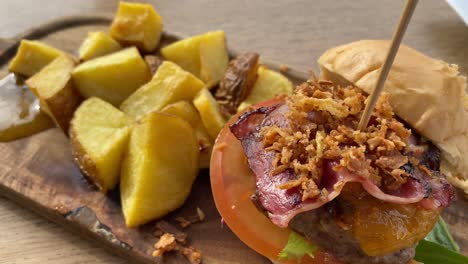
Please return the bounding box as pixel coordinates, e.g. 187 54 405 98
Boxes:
215 53 259 115
238 66 293 111
161 101 213 168
9 40 64 77
70 98 132 192
110 1 163 52
193 88 226 139
120 113 199 227
161 31 228 89
78 32 121 61
120 61 205 120
72 47 151 106
26 55 81 133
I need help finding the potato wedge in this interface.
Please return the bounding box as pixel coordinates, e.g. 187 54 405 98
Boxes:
78 32 121 61
26 55 81 133
120 61 205 120
72 47 151 106
193 88 225 139
70 98 132 192
120 113 199 227
161 101 213 168
9 40 64 77
110 1 163 52
237 66 293 111
161 30 228 88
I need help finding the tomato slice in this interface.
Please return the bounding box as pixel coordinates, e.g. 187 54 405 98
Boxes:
210 99 340 264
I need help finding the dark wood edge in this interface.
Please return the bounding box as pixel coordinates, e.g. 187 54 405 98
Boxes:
0 181 156 264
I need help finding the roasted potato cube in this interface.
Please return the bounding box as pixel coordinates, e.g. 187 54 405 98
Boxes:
9 40 64 77
78 32 121 61
120 113 199 227
72 47 151 106
26 55 81 133
199 31 230 88
120 61 205 120
110 1 163 52
161 101 213 168
161 30 228 88
215 53 260 114
70 98 132 192
238 66 293 111
193 88 226 139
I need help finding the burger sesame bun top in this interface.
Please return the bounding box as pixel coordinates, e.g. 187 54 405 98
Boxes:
318 40 468 193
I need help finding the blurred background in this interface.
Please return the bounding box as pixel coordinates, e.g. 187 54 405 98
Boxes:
0 1 466 263
0 0 467 73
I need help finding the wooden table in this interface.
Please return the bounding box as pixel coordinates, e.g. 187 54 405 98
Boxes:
0 0 466 263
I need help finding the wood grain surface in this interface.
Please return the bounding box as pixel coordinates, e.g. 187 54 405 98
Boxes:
0 1 467 264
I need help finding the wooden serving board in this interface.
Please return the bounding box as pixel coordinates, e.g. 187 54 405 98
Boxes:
0 15 466 264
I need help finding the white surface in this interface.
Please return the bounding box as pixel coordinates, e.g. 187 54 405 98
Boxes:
447 0 468 25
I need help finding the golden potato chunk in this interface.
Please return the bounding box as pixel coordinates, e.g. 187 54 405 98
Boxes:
120 61 205 120
72 47 151 106
9 40 64 77
26 55 81 133
78 32 121 61
193 88 225 139
238 66 293 111
120 113 199 227
161 31 228 88
70 98 132 192
110 1 163 52
161 101 213 168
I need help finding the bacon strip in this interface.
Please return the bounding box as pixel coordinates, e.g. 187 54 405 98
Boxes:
230 104 455 228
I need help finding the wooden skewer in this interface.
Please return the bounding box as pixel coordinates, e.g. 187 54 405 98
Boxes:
357 0 419 131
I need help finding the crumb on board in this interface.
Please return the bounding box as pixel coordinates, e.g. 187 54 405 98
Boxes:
152 233 177 257
180 246 202 264
175 217 192 228
156 220 187 244
175 207 206 228
153 220 203 263
196 207 205 221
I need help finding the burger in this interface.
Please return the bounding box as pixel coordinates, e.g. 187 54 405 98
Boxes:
210 40 467 264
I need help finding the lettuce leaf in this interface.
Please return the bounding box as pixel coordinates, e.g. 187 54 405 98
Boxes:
424 217 460 252
415 240 468 264
278 232 316 264
415 217 468 264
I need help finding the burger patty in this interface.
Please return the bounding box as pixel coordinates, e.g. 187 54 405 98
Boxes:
288 143 442 264
231 84 455 263
289 203 415 264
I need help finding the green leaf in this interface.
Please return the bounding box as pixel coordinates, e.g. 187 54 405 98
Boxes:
415 240 468 264
424 217 460 252
278 232 316 264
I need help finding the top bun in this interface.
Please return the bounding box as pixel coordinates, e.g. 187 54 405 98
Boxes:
318 40 468 193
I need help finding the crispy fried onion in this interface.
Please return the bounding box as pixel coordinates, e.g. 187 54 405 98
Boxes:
260 81 412 201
